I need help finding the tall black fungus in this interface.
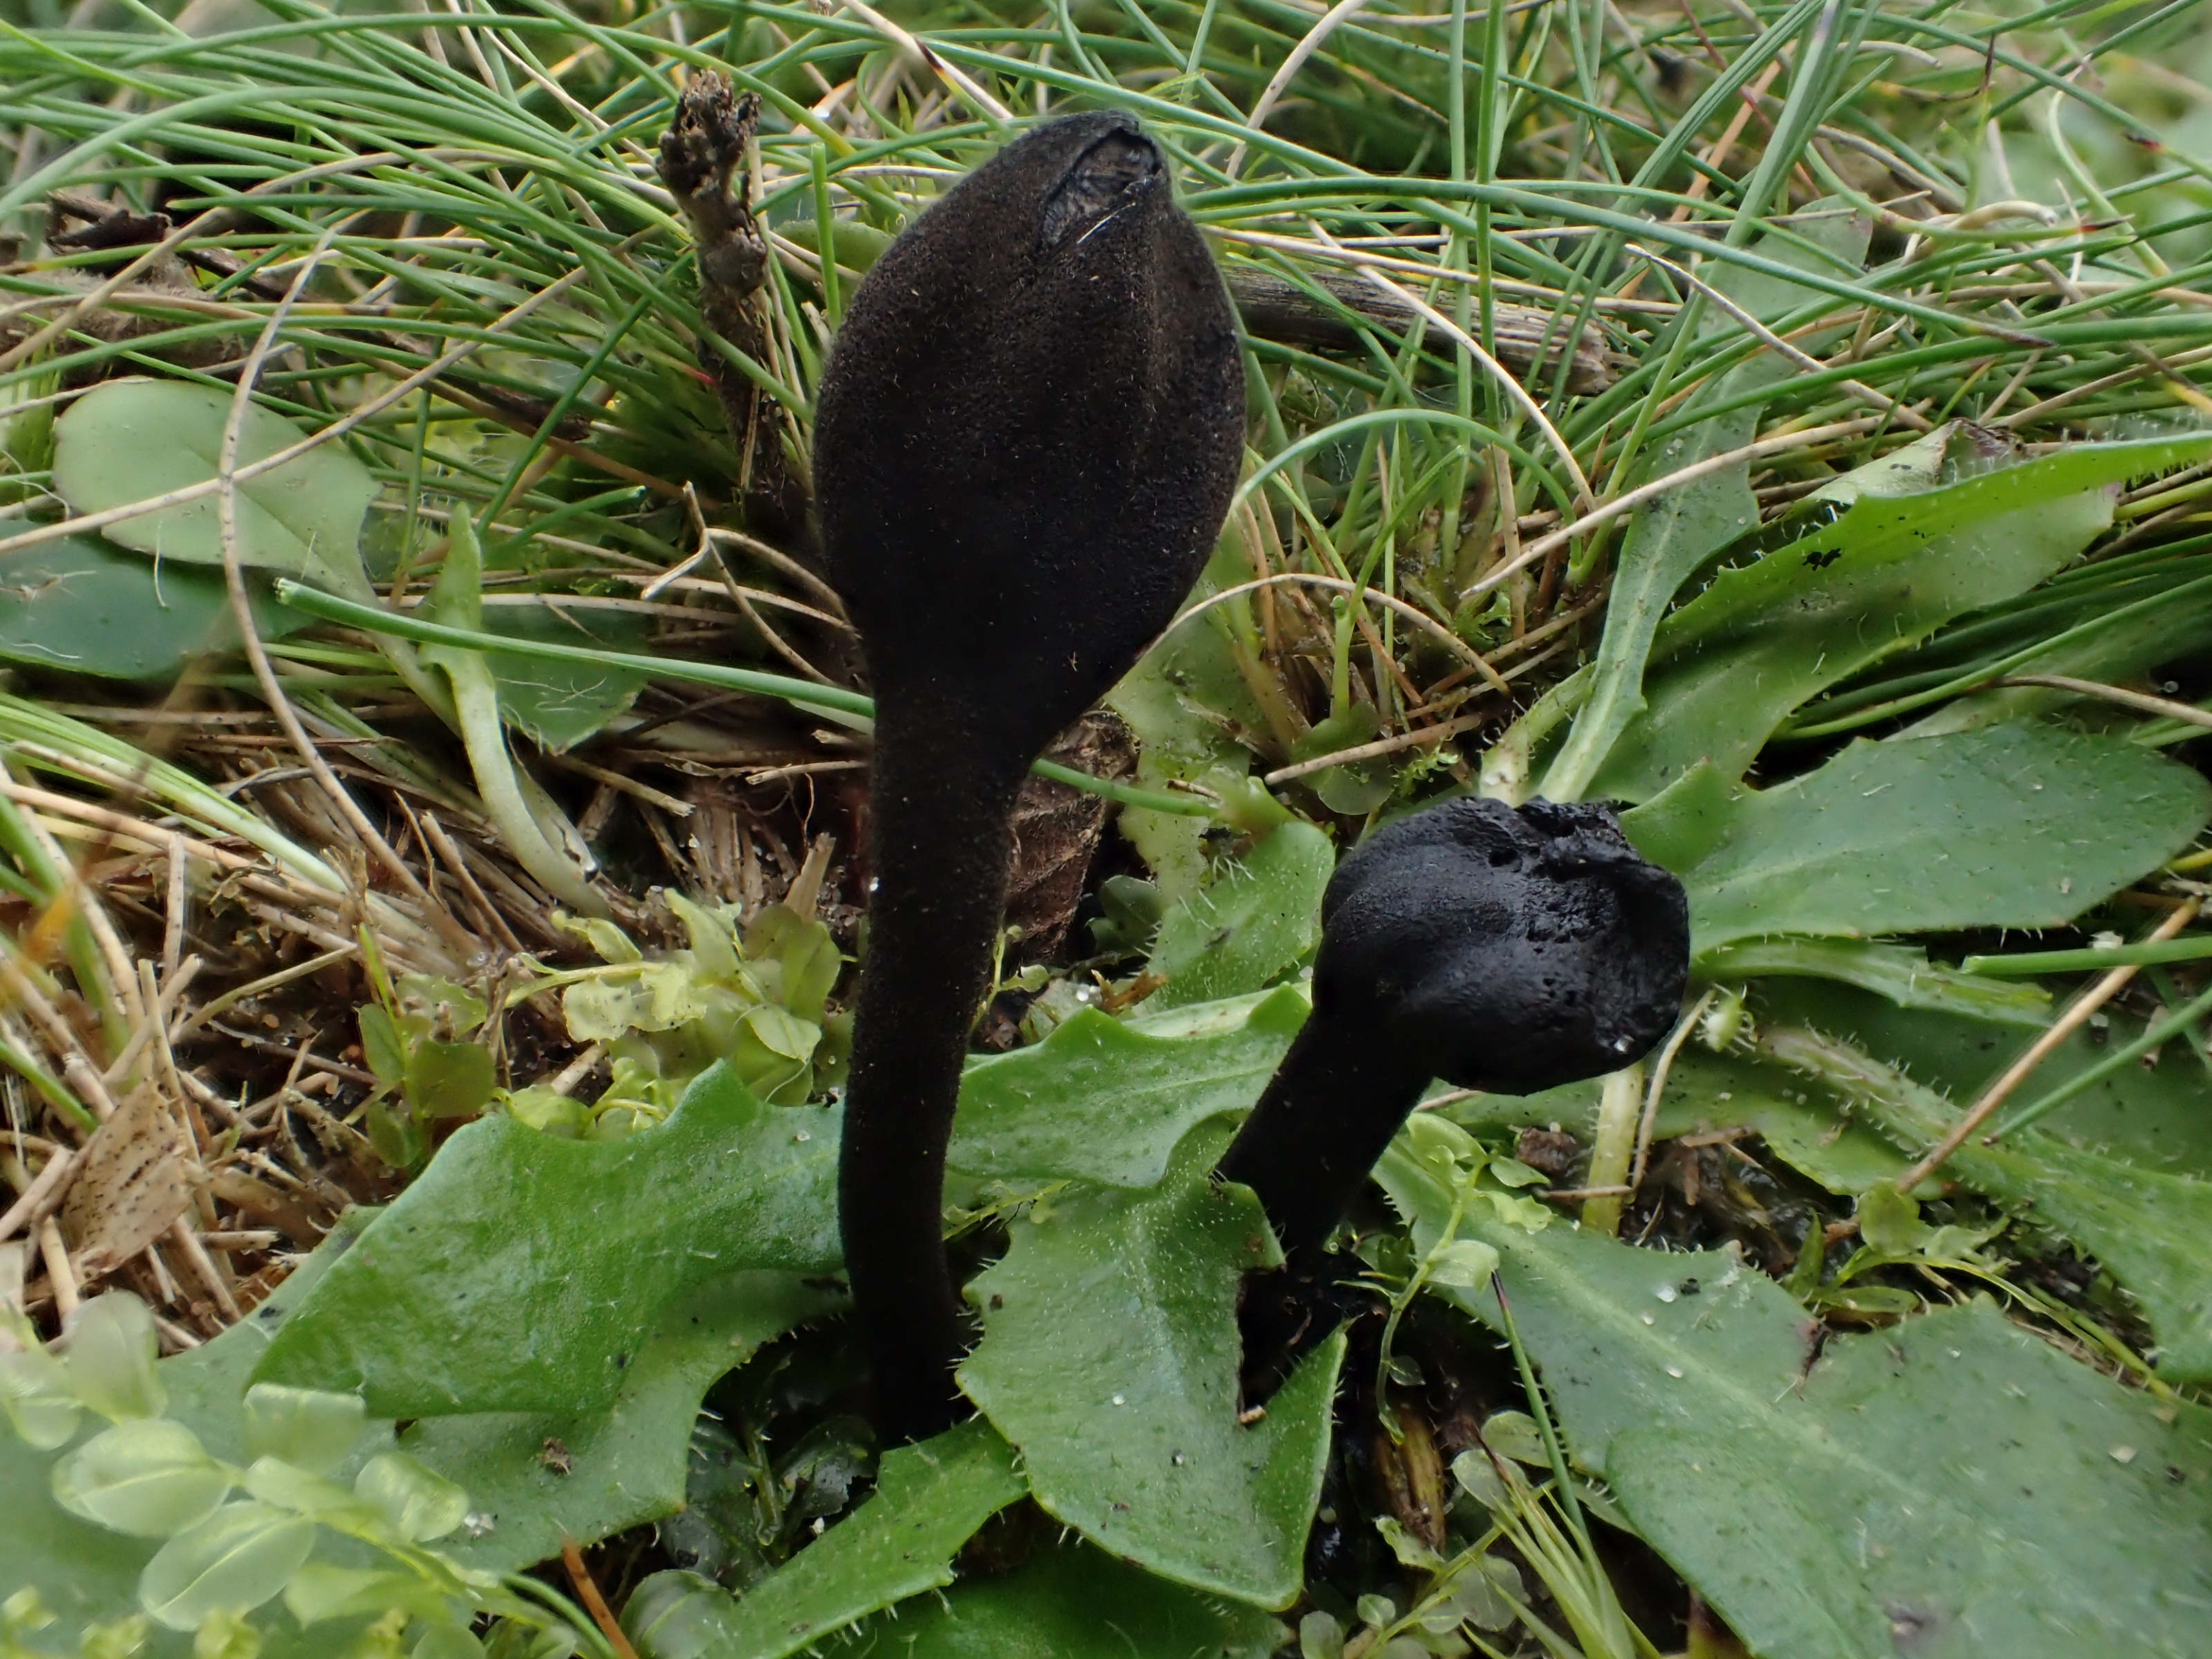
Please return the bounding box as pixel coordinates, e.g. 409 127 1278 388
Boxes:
1216 796 1690 1394
813 113 1244 1443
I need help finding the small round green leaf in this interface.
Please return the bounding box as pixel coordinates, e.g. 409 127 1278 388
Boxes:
241 1384 368 1476
52 1418 230 1537
138 1501 317 1631
51 379 376 588
354 1452 468 1541
1423 1239 1501 1291
66 1293 165 1421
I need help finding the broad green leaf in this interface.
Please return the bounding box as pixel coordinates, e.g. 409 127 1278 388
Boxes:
415 1271 839 1575
137 1502 316 1631
1377 1138 2212 1659
950 984 1305 1188
353 1454 467 1541
1758 1024 2212 1382
67 1294 165 1422
959 1127 1344 1610
0 538 309 681
253 1065 841 1415
1540 205 1868 801
1695 937 2050 1027
1651 722 2210 950
622 1418 1027 1659
844 1539 1285 1659
1611 1304 2212 1659
482 603 650 753
50 381 376 591
1753 975 2212 1178
50 1421 230 1538
1588 431 2212 802
241 1387 367 1479
1146 821 1333 1009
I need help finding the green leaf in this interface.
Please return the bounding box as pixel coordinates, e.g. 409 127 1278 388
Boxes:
950 985 1305 1188
353 1454 468 1541
358 1006 406 1095
1539 205 1868 801
1758 1024 2212 1382
1588 431 2212 802
50 380 376 590
0 538 310 681
1376 1138 2212 1659
50 1421 231 1539
414 1271 839 1576
0 1344 82 1450
253 1064 841 1415
623 1418 1027 1659
1647 722 2211 951
845 1539 1286 1659
67 1294 165 1422
1609 1304 2212 1659
481 604 649 753
239 1386 368 1479
1146 821 1333 1009
1694 937 2051 1027
282 1565 444 1628
137 1502 316 1631
1752 975 2212 1177
405 1040 496 1122
959 1127 1344 1609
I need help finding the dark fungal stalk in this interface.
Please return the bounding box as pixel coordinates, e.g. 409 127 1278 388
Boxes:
1216 796 1691 1398
812 113 1244 1444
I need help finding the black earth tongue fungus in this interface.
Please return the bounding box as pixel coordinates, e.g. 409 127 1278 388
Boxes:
812 113 1244 1445
1216 796 1691 1401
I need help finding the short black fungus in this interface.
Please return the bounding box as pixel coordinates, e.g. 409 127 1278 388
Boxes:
1215 795 1689 1395
812 113 1244 1443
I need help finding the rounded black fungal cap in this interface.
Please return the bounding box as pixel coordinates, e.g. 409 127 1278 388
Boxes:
1313 796 1689 1096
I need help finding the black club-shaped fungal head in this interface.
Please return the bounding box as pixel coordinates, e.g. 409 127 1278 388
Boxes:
1313 796 1689 1097
813 111 1243 762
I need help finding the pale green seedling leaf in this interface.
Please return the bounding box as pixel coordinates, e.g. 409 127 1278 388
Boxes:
50 1421 230 1539
353 1454 467 1541
51 381 376 590
283 1565 445 1628
1147 821 1333 1009
137 1502 316 1631
240 1386 368 1477
959 1127 1343 1609
67 1294 165 1422
0 1345 82 1449
253 1064 841 1415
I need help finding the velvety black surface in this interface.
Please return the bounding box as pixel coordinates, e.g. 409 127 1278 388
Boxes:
1217 796 1689 1394
812 111 1244 1443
